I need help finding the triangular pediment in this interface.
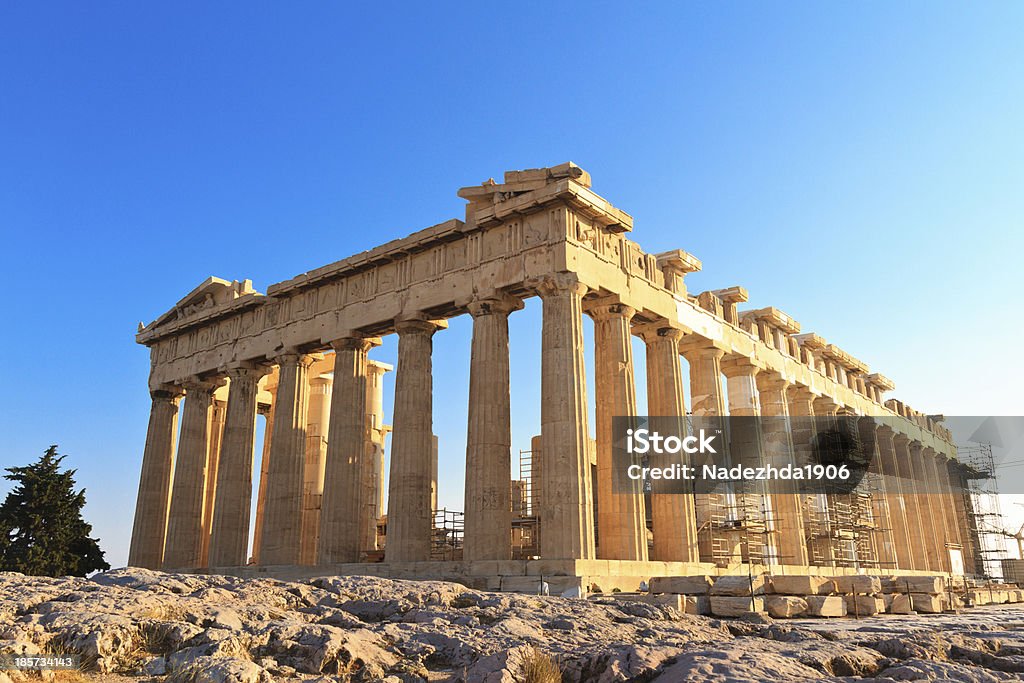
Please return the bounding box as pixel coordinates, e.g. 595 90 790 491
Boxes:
139 277 261 334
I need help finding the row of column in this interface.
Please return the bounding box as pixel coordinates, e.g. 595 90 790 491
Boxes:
131 271 970 572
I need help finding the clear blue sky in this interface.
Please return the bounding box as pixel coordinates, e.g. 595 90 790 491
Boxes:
2 4 1022 567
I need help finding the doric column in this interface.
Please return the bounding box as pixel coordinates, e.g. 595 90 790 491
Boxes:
300 373 332 565
362 360 391 554
902 439 937 570
921 447 951 572
319 337 378 564
721 357 760 417
535 273 595 560
639 325 698 563
587 300 647 561
163 377 221 569
934 453 963 568
875 425 915 570
207 363 267 568
259 353 315 566
251 392 275 563
387 318 445 563
680 342 726 563
756 373 808 567
463 294 522 562
129 386 184 569
200 397 227 567
858 418 897 569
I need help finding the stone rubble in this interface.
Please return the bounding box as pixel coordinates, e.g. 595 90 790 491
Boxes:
1 569 1023 682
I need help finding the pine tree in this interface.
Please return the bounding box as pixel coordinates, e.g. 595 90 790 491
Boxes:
0 445 109 576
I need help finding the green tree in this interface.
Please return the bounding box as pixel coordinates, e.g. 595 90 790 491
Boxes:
0 445 109 576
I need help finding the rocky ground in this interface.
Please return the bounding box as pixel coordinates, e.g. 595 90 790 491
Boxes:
1 569 1023 682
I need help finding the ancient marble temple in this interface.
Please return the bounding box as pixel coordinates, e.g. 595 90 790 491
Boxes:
129 163 974 590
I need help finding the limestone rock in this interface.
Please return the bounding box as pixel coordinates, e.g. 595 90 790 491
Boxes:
766 596 808 618
889 575 944 594
805 596 846 617
649 575 715 595
768 575 833 596
709 596 765 617
844 594 885 616
710 575 765 596
889 593 914 614
911 593 943 613
832 575 881 594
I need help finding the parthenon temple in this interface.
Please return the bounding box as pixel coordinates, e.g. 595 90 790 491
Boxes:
130 163 978 591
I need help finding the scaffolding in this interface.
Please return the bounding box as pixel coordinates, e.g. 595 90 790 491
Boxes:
512 448 540 559
430 508 464 561
802 416 883 569
958 442 1006 580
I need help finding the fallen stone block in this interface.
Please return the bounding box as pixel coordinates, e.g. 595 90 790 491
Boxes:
768 575 833 595
710 574 765 596
805 595 846 617
710 596 766 617
889 575 944 594
911 593 943 613
832 575 882 594
766 595 808 618
649 575 715 595
844 594 885 616
612 593 686 610
889 593 914 614
681 595 712 615
968 590 990 606
939 593 964 611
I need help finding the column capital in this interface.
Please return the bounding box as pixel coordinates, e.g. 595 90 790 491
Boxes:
273 351 318 368
582 296 635 322
222 360 273 381
177 375 226 394
755 371 790 392
466 292 524 318
788 384 816 402
874 423 895 439
151 384 185 403
394 316 448 336
720 355 761 378
678 337 724 361
528 272 588 298
634 323 686 344
329 336 383 353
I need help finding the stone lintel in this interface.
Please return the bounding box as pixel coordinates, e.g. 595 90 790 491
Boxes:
655 249 702 274
822 344 869 373
739 306 801 335
710 286 749 304
793 333 827 350
868 372 896 391
720 354 763 377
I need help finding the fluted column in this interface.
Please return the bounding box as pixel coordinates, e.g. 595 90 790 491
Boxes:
900 438 933 570
934 453 963 570
387 318 444 563
588 300 647 561
875 426 915 570
536 273 595 560
251 392 275 563
680 342 726 563
640 326 698 563
259 353 315 565
858 418 897 569
921 447 951 572
319 337 378 564
757 373 808 567
208 363 266 567
129 386 184 569
463 294 522 562
163 378 221 569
